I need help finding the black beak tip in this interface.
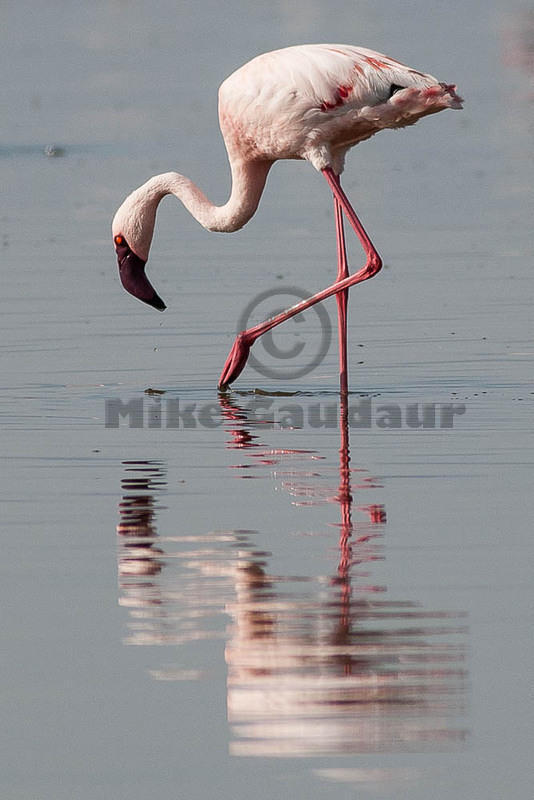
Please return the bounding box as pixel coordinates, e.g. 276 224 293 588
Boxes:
150 295 167 312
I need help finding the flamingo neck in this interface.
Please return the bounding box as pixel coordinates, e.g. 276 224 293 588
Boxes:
139 159 272 237
180 159 272 233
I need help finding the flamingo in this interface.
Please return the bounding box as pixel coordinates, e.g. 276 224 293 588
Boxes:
112 44 462 392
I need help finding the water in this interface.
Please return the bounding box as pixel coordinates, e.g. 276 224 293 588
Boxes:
1 1 533 798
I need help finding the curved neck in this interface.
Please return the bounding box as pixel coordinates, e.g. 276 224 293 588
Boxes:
145 159 272 234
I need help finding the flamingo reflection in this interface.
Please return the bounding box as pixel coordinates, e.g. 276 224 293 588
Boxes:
117 460 166 579
116 397 468 755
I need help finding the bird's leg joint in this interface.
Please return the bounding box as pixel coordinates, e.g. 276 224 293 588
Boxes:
365 252 383 277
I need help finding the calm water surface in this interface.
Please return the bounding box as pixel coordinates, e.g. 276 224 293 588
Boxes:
2 2 533 798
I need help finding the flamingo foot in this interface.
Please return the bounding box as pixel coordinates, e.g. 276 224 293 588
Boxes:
218 332 254 390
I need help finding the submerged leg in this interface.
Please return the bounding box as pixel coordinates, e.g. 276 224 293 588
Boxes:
218 168 382 390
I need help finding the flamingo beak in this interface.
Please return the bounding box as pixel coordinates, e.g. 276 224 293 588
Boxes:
114 235 166 311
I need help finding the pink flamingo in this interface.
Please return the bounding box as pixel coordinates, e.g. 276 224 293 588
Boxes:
112 44 462 392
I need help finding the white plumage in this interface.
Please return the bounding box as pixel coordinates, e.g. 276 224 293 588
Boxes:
218 44 453 172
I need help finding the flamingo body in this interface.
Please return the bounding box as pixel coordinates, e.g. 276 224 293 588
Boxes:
218 44 459 173
112 44 462 388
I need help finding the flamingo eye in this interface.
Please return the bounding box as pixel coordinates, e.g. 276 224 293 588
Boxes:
114 234 125 246
388 84 404 98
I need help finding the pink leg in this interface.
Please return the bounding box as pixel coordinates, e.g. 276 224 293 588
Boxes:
218 167 382 389
334 196 349 395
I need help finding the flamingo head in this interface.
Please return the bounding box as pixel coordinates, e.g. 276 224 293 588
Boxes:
112 187 166 312
113 234 166 312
